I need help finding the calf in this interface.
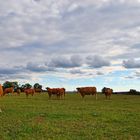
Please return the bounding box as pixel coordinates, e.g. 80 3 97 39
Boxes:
102 87 113 99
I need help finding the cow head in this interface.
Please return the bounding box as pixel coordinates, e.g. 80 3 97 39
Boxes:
76 88 81 93
46 87 50 90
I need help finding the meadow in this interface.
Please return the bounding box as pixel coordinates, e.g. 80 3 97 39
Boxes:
0 93 140 140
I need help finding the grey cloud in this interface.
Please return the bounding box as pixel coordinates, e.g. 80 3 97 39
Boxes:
96 72 104 75
0 74 30 80
48 55 83 68
123 59 140 69
124 76 134 79
134 71 140 78
0 66 30 81
86 55 110 68
70 69 85 74
0 67 24 75
26 62 48 72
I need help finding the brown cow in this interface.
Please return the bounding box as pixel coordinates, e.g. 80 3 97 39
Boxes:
57 88 65 99
24 88 35 98
102 87 113 99
3 87 14 95
46 87 65 99
16 89 21 95
76 87 97 99
0 84 3 96
34 88 42 93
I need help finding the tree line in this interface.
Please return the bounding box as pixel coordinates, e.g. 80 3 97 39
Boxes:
2 81 43 92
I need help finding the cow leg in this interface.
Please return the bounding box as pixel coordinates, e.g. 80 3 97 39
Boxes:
26 93 28 98
49 94 51 99
95 93 97 100
58 94 60 99
81 94 85 98
56 94 60 100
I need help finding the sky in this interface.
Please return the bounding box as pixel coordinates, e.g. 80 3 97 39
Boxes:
0 0 140 91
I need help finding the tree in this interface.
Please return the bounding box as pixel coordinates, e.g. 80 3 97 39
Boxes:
12 82 19 91
33 83 42 89
129 89 137 94
34 83 42 93
3 81 13 89
3 81 20 92
25 83 32 89
19 84 26 92
21 83 32 89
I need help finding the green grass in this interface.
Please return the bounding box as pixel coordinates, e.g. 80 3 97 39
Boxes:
0 93 140 140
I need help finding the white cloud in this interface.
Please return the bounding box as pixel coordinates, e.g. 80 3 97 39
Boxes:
0 0 140 90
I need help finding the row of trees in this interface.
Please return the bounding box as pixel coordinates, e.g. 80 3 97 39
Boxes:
2 81 43 92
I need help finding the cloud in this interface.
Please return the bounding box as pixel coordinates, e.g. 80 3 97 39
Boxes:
0 0 140 90
70 69 85 74
26 62 48 72
86 55 110 68
47 55 83 68
123 59 140 68
96 71 104 75
0 74 31 81
0 68 20 75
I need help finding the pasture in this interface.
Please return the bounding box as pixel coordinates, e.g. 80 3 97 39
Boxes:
0 93 140 140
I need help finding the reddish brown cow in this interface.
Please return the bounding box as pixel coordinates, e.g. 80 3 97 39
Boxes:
76 87 97 99
3 87 14 95
16 89 21 95
46 87 65 99
24 88 35 98
102 87 113 99
57 88 65 99
34 88 42 93
0 84 3 96
46 87 59 99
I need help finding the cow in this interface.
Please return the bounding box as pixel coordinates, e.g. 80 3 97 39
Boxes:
34 88 42 93
46 87 65 99
3 87 14 95
16 88 21 95
0 84 3 96
24 88 35 98
76 87 97 99
102 87 113 99
57 88 65 99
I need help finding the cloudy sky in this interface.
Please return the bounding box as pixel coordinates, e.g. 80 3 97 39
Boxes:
0 0 140 91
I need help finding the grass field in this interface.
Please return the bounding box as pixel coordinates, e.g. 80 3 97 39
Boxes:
0 93 140 140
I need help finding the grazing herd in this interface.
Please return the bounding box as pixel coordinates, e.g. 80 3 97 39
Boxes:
0 84 113 100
